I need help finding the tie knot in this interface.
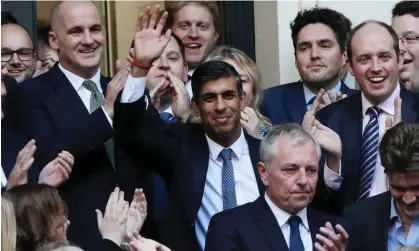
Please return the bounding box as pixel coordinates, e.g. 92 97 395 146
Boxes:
82 80 100 94
366 106 381 118
288 215 302 228
219 148 233 162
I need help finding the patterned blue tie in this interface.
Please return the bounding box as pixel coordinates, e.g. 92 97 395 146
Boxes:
160 112 179 124
358 106 381 200
288 215 304 251
219 148 237 210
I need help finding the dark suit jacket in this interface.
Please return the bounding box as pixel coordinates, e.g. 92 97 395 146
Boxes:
260 81 358 125
1 127 40 193
9 64 152 251
205 196 348 251
343 191 391 251
114 98 265 251
313 87 418 214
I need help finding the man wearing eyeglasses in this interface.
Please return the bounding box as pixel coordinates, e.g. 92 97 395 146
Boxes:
392 1 419 92
1 23 37 83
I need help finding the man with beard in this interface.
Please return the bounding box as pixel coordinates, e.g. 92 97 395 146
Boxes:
261 7 358 125
344 122 419 251
392 1 419 92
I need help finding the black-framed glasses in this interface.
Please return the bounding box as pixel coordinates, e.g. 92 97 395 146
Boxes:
1 48 34 62
399 34 419 47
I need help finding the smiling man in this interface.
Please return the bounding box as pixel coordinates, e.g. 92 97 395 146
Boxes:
1 23 36 83
313 20 419 214
260 7 357 126
391 1 419 92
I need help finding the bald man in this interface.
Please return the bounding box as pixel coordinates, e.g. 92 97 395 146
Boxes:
1 23 36 83
10 1 152 250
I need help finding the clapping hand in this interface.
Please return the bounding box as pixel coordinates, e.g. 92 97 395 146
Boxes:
38 151 74 187
385 96 402 132
96 187 129 246
314 222 348 251
6 139 36 190
126 188 148 234
170 72 191 122
127 231 171 251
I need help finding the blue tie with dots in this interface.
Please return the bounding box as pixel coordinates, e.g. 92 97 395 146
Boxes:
288 215 304 251
219 148 237 210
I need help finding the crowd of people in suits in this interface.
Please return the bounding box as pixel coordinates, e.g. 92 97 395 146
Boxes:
1 0 419 251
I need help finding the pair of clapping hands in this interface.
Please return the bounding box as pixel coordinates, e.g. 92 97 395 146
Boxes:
96 187 170 251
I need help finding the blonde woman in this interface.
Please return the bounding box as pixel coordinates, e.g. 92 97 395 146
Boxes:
2 196 17 251
205 46 273 138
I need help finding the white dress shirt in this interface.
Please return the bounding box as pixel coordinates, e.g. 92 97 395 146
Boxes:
1 167 8 188
265 193 312 251
195 130 260 250
58 63 145 123
325 85 400 197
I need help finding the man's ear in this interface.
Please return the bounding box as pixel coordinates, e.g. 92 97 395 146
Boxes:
191 97 200 116
182 62 189 83
257 162 269 187
213 31 220 43
347 59 354 76
49 31 59 50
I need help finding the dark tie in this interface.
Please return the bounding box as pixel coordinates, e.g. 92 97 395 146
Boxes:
82 80 115 168
308 96 316 105
358 106 381 200
219 148 237 210
288 215 304 251
160 112 179 124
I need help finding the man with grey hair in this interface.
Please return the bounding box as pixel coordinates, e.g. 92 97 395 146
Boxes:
205 124 350 251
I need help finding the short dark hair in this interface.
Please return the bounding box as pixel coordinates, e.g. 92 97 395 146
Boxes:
1 12 18 25
379 122 419 172
3 184 68 251
392 1 419 18
191 60 242 101
290 7 352 54
346 20 400 63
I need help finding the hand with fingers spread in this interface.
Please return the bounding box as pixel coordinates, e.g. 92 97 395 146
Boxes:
170 72 191 122
127 231 171 251
126 188 148 233
314 222 348 251
320 90 347 106
38 151 75 187
96 187 129 246
104 68 131 118
6 139 36 190
132 5 171 77
240 107 261 139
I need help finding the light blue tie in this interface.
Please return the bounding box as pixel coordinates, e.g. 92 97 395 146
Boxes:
288 215 304 251
219 148 237 210
358 106 381 200
160 112 179 124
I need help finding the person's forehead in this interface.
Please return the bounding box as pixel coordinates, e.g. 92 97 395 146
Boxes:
297 23 337 43
59 2 101 28
1 24 33 49
351 24 394 54
392 14 419 35
176 4 213 23
164 37 182 54
389 171 419 184
201 76 237 92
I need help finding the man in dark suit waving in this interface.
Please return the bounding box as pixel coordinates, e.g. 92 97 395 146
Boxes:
114 6 265 251
9 1 152 250
309 20 419 214
261 7 357 125
205 124 349 251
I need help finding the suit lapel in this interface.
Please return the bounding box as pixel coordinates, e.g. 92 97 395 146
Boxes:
245 134 265 196
286 83 307 124
254 197 289 251
340 80 353 94
48 64 90 120
400 86 418 122
307 209 325 247
373 192 392 250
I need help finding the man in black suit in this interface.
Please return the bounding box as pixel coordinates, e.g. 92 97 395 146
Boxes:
9 2 152 250
344 122 419 251
309 20 419 214
205 124 349 251
115 8 264 251
261 7 357 125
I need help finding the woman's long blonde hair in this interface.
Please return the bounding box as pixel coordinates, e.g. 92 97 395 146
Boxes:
2 196 17 251
206 46 272 126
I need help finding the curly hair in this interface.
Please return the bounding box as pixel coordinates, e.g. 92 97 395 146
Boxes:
290 7 352 54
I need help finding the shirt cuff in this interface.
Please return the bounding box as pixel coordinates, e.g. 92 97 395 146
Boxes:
324 159 342 190
120 75 147 103
101 106 113 128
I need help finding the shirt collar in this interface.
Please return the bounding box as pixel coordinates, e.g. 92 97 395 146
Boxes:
264 193 310 231
361 84 400 117
205 129 246 161
303 80 342 105
58 63 102 92
390 197 399 223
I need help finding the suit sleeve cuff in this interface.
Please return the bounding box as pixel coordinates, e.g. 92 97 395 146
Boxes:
120 75 146 103
324 159 342 190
